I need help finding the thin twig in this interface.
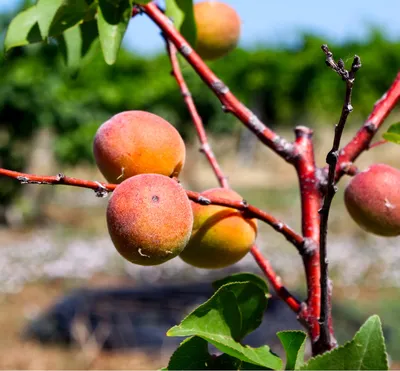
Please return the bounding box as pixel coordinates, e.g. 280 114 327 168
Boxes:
0 167 305 250
251 245 301 312
368 138 388 150
317 45 361 352
165 39 302 312
166 40 229 188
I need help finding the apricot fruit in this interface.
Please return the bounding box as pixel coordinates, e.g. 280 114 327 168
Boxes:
344 163 400 237
93 111 186 183
180 188 257 269
193 1 241 60
106 174 193 266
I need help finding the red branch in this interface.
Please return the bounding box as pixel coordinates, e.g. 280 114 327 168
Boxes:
368 138 388 150
166 41 229 189
0 168 304 250
293 126 322 346
165 40 302 314
335 72 400 181
141 3 298 164
251 245 301 312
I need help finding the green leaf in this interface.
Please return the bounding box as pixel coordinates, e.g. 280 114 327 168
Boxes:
59 26 82 71
165 0 197 47
97 0 132 65
36 0 64 38
211 353 268 370
277 331 307 370
4 6 43 51
167 336 212 370
133 0 152 3
383 122 400 144
213 272 269 296
167 282 282 370
58 20 98 73
301 315 388 370
48 0 91 36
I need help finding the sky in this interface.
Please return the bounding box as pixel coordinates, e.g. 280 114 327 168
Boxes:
1 0 399 56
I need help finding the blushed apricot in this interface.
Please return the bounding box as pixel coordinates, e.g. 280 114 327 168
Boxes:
93 111 185 183
180 188 257 269
344 163 400 237
194 1 241 60
107 174 193 266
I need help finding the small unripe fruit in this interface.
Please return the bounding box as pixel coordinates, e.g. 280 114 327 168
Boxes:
344 163 400 237
93 111 186 183
180 188 257 269
193 1 241 60
107 174 193 266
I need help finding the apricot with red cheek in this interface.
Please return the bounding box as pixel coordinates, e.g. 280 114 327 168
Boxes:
93 111 186 183
344 163 400 236
180 188 257 269
193 1 241 60
107 174 193 266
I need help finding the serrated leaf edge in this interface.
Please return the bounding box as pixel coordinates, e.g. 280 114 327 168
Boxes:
299 315 388 370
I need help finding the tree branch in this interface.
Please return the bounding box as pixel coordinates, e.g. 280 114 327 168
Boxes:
293 126 322 348
316 45 361 353
165 39 302 313
0 168 305 251
335 72 400 181
141 2 299 164
166 40 229 188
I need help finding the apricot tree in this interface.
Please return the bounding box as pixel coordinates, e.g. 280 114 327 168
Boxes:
1 0 400 369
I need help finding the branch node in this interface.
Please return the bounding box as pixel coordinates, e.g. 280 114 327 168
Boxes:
221 105 229 112
302 238 318 256
16 176 29 184
211 80 229 95
294 125 313 138
56 173 65 181
197 196 211 205
325 150 338 166
364 121 377 133
248 114 267 134
94 182 109 198
179 44 192 57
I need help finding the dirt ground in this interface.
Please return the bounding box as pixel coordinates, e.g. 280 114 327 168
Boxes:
0 277 170 370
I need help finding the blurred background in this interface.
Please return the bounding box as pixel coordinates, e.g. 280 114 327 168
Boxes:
0 0 400 369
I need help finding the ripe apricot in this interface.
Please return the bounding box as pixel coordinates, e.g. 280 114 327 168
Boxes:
344 163 400 237
93 111 186 183
107 174 193 266
180 188 257 269
193 1 241 60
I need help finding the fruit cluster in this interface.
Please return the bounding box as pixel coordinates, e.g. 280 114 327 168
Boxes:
93 111 257 268
91 1 399 271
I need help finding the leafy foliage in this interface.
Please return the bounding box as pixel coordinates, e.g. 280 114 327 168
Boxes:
301 316 388 370
167 280 283 370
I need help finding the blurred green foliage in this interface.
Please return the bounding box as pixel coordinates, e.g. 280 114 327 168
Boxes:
0 4 399 213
